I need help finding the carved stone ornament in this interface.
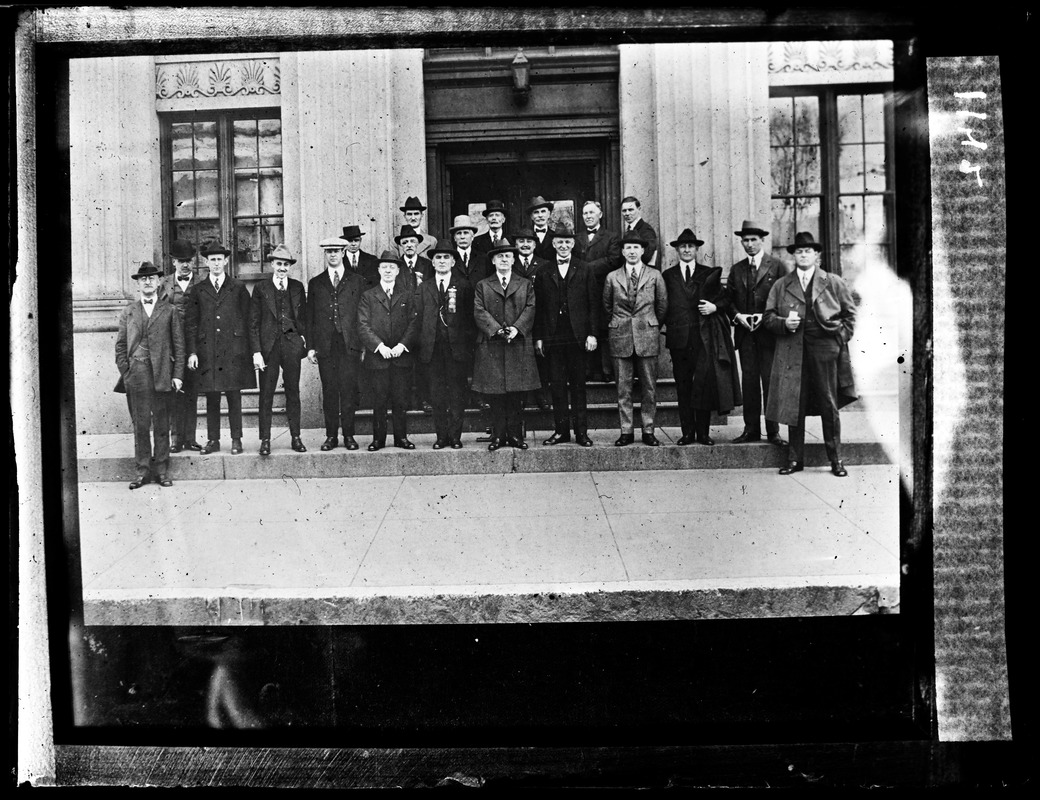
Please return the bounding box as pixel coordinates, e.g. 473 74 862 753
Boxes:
156 58 281 100
768 40 893 75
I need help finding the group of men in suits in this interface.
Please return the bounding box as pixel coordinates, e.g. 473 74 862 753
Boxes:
117 193 858 488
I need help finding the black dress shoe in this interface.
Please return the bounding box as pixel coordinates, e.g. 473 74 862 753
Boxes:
128 475 149 490
230 438 243 454
450 439 463 450
170 442 183 454
291 436 307 453
344 436 359 451
156 474 173 488
831 461 848 477
259 439 271 456
767 434 788 447
676 435 696 446
368 440 384 452
185 441 203 451
732 430 761 444
487 438 503 451
614 433 635 447
543 432 571 446
321 437 338 451
394 438 415 450
200 440 220 455
575 432 593 447
696 435 715 446
642 432 660 447
432 438 447 450
507 436 529 450
779 461 804 475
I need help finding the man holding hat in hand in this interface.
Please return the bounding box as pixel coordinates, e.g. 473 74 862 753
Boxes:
115 261 184 489
394 196 438 260
250 244 308 455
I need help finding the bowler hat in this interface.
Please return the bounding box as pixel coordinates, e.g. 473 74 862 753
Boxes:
482 200 508 218
786 231 823 253
427 238 458 258
734 220 770 237
131 261 162 280
265 244 297 264
200 241 232 257
399 196 428 212
526 195 554 214
377 249 404 267
669 228 705 248
549 224 576 239
341 224 365 240
621 230 649 248
394 225 421 244
449 215 478 234
512 227 537 242
319 236 348 249
167 239 195 260
487 240 519 259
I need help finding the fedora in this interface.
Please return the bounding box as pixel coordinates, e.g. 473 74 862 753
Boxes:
449 215 478 234
200 241 232 257
394 225 421 244
482 200 508 218
549 224 576 239
512 227 537 241
131 261 162 280
621 230 649 248
167 239 195 260
785 231 823 253
427 238 458 258
734 220 770 237
399 196 428 212
669 229 704 248
265 244 297 264
526 195 554 214
487 240 519 259
341 224 366 240
377 249 404 267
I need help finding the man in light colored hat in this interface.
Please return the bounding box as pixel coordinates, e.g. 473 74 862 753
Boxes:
186 242 254 456
341 224 380 289
726 220 788 446
394 196 438 259
115 261 184 489
306 235 365 451
527 195 556 261
158 238 205 452
249 244 308 455
764 232 858 477
449 214 483 294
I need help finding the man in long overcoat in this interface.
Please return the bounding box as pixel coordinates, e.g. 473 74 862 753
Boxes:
603 230 668 446
763 231 858 477
471 243 541 450
662 228 741 446
185 242 255 455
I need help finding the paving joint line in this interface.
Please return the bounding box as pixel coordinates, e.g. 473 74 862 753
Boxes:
348 474 407 588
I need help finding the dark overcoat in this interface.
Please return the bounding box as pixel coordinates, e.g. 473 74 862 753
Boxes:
533 257 601 344
763 267 858 426
626 218 660 267
725 252 787 350
414 273 474 365
306 269 365 357
357 282 419 371
248 276 308 359
115 297 185 393
185 276 255 392
662 263 741 412
471 273 541 394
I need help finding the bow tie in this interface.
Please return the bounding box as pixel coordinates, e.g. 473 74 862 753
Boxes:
588 228 599 234
177 274 191 281
142 298 154 305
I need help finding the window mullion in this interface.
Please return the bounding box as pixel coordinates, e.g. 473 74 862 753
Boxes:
819 90 842 274
218 116 235 275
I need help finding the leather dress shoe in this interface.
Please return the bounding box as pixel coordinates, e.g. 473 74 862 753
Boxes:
432 438 447 450
831 461 848 477
259 439 271 456
696 435 715 446
156 474 173 488
507 436 529 450
185 441 203 451
676 435 696 446
344 436 359 451
368 440 384 452
321 437 338 451
767 433 787 447
394 438 416 450
230 438 243 454
732 430 761 444
128 475 149 490
487 438 504 452
291 436 307 453
450 439 463 450
614 433 635 447
642 432 660 447
543 432 571 446
200 440 220 455
779 461 804 475
170 442 183 454
575 432 593 447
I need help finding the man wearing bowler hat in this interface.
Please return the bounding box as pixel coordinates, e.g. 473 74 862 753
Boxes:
527 195 557 261
158 238 205 452
727 220 788 446
394 224 433 291
341 224 381 289
186 242 254 455
764 232 858 477
116 262 185 489
394 196 438 260
250 244 308 455
306 235 365 451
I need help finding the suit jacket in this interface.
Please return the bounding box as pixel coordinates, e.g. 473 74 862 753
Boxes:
452 249 488 295
249 276 308 359
185 276 255 392
306 268 365 357
532 226 556 261
394 230 438 260
471 273 541 394
726 252 787 349
622 218 659 267
398 255 433 292
414 272 474 364
157 271 205 318
533 257 601 343
515 253 549 281
357 282 419 370
602 265 668 358
576 226 623 283
473 230 512 275
763 267 858 425
115 297 185 394
344 250 381 289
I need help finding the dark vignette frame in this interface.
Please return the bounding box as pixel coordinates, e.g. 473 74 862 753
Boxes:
17 5 1029 788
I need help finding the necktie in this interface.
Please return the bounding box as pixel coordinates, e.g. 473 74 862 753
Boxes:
439 280 446 300
214 278 222 292
462 251 469 267
350 255 357 270
332 270 340 288
685 265 692 282
502 276 508 291
523 257 530 271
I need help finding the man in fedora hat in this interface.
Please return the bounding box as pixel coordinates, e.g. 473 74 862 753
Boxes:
186 242 254 455
577 199 623 382
764 232 858 477
394 225 433 291
663 229 742 446
341 224 381 289
603 230 668 446
249 244 308 455
413 239 474 449
527 195 556 261
357 250 420 451
534 224 599 447
726 220 788 446
306 235 365 451
620 196 659 267
394 196 438 260
473 199 512 272
158 238 205 452
115 261 185 489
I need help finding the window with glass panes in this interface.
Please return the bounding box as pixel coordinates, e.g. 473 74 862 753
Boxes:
769 86 893 284
162 110 284 277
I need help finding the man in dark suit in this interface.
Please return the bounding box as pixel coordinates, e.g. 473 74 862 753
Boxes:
115 262 185 489
764 232 858 477
341 224 381 289
306 235 365 452
157 238 204 452
662 229 742 446
727 220 788 446
577 199 623 381
620 196 659 267
413 240 474 449
472 199 511 273
394 225 433 291
534 225 600 447
449 214 483 293
394 196 438 260
185 242 254 455
357 251 420 451
249 244 308 455
514 227 552 411
527 195 556 261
